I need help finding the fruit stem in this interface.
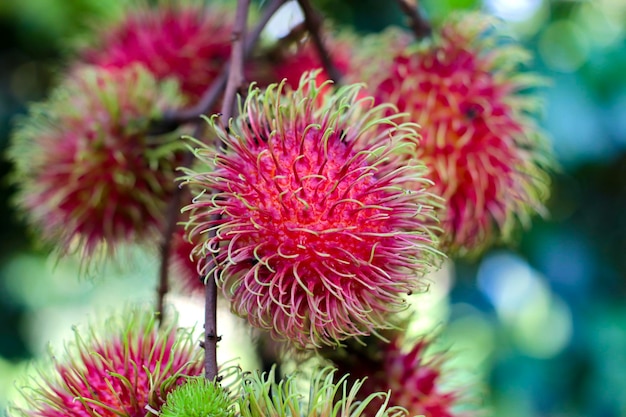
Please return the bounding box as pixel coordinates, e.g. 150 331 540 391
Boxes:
221 0 250 126
396 0 431 39
148 0 287 134
155 0 287 329
297 0 343 85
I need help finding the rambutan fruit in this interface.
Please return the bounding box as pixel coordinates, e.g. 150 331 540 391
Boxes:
356 13 553 255
160 377 235 417
8 308 203 417
182 73 442 349
249 28 363 108
79 1 234 100
8 65 185 259
326 334 474 417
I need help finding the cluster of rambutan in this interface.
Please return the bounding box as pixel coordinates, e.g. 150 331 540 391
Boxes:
9 0 236 261
6 1 552 416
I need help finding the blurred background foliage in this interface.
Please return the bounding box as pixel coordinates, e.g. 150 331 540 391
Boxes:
1 0 626 416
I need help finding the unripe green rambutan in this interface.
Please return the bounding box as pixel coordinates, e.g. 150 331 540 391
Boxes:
8 65 185 260
160 377 235 417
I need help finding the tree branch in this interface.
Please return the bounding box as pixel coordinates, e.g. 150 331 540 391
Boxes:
203 212 221 381
395 0 431 39
149 0 287 134
221 0 250 126
155 0 287 329
296 0 343 84
203 0 251 382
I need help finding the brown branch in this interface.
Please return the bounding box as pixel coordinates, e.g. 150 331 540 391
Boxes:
202 213 221 381
221 0 250 126
155 158 186 326
204 0 250 380
296 0 343 84
155 0 287 327
203 0 250 382
395 0 431 39
278 21 308 47
150 0 287 134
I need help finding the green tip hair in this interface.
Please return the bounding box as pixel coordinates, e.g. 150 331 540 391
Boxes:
160 377 235 417
239 366 408 417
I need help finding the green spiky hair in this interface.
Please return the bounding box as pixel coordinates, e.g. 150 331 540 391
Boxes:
238 367 407 417
160 377 235 417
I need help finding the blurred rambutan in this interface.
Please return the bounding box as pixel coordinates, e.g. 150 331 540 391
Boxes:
8 65 185 259
79 1 234 100
326 334 473 417
182 73 442 349
356 13 553 255
8 308 203 417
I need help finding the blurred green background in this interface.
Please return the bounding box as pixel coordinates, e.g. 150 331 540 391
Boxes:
1 0 626 416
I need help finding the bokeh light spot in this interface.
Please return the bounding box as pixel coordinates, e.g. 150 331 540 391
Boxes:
539 20 591 72
485 0 542 22
477 252 572 358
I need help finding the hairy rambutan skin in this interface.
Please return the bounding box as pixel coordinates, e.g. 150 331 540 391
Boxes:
160 377 235 417
326 335 472 417
8 65 185 259
80 1 234 100
182 74 442 349
8 309 203 417
356 13 553 255
383 339 465 417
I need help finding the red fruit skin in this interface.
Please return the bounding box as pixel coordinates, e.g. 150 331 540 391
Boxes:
328 336 473 417
81 3 234 100
183 78 442 349
170 226 204 295
9 65 184 259
251 32 371 104
357 14 552 255
9 311 203 417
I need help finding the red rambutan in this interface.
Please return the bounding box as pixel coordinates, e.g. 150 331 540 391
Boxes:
327 335 473 417
356 13 553 255
8 65 185 259
8 309 203 417
80 1 234 100
181 74 442 349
